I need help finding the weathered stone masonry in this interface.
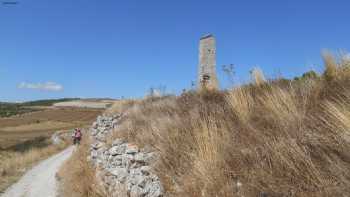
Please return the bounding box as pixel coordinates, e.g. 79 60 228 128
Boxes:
88 115 163 197
198 34 219 91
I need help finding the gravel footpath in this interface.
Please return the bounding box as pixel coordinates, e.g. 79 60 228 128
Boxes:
1 146 74 197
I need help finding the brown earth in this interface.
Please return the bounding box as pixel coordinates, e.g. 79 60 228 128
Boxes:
0 107 103 149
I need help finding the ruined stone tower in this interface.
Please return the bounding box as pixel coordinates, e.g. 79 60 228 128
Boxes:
198 34 218 91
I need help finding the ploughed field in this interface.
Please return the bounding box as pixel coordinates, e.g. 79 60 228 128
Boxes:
0 107 103 150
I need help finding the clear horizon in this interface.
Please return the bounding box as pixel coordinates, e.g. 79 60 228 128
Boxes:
1 0 350 102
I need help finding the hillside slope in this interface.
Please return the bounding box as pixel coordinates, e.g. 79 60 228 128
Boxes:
61 53 350 197
106 54 350 196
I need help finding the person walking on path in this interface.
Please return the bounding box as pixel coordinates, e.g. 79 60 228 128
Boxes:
72 128 82 145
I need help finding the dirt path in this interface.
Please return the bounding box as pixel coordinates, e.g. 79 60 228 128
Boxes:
1 146 74 197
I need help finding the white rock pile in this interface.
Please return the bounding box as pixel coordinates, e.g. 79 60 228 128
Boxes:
89 115 163 197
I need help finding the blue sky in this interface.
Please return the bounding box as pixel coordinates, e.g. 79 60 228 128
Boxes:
1 0 350 101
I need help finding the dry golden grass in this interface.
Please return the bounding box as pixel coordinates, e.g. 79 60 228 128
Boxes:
0 140 68 192
105 99 138 115
58 139 105 197
62 53 350 196
105 54 350 196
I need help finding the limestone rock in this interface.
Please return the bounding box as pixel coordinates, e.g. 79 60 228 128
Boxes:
126 144 139 154
108 167 128 183
92 142 104 150
109 145 126 156
112 138 125 146
88 115 163 197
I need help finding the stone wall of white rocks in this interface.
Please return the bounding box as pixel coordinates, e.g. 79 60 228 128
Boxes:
88 115 163 197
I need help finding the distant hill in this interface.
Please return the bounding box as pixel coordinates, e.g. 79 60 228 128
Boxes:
21 98 80 107
0 98 80 118
0 103 34 118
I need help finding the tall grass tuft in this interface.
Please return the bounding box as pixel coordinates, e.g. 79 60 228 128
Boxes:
322 50 338 82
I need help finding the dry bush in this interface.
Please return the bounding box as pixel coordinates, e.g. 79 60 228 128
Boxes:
323 51 338 82
108 54 350 196
0 139 68 192
323 50 350 83
58 139 105 197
